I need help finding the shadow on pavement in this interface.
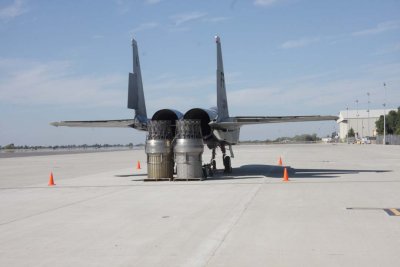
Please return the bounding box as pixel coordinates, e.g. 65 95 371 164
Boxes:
114 165 391 181
115 174 147 177
209 164 391 180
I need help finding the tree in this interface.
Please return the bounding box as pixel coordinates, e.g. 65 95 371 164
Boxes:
348 128 355 137
375 107 400 135
4 143 15 149
290 134 320 142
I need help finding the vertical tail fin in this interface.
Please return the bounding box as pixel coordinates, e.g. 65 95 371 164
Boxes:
128 38 147 122
215 36 229 122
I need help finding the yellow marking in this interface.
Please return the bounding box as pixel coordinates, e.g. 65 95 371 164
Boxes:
389 209 400 216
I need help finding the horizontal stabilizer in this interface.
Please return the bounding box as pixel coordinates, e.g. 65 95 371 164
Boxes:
50 119 136 128
210 115 338 128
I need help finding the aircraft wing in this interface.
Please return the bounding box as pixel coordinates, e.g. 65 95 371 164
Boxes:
50 119 136 128
210 115 338 128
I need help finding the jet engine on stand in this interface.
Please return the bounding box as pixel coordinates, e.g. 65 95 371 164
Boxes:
173 120 205 180
145 120 174 180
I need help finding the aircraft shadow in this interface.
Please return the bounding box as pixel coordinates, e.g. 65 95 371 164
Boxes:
114 165 391 181
208 164 391 180
115 174 147 177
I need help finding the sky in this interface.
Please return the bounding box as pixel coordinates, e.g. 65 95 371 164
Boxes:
0 0 399 146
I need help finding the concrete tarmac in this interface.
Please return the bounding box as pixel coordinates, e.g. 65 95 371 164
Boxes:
0 144 399 266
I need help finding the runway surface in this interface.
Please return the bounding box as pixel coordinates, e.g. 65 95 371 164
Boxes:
0 147 138 159
0 144 399 267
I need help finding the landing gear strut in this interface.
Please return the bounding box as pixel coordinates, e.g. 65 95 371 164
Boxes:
221 145 232 173
207 144 233 174
211 148 217 171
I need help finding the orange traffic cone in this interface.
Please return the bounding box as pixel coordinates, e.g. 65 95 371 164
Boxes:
283 167 289 182
278 156 283 166
48 172 56 186
136 161 141 170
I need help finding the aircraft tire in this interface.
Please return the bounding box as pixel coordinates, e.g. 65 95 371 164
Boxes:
212 160 217 170
223 156 232 173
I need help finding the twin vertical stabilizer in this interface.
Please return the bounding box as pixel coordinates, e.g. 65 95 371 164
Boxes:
215 36 230 122
128 38 148 122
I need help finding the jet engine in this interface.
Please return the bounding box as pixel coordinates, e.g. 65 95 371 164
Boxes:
183 108 217 139
152 109 183 134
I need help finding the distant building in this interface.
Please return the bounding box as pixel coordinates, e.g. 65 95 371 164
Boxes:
337 109 396 140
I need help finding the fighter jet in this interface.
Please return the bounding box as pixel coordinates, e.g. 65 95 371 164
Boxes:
51 36 337 173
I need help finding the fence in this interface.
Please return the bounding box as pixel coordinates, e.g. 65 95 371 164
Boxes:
376 135 400 145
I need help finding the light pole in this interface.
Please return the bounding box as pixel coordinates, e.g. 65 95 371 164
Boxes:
356 99 359 140
367 92 370 137
383 83 386 145
346 107 349 144
362 120 364 138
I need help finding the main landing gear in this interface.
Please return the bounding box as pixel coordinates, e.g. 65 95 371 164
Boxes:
209 145 233 174
221 145 232 173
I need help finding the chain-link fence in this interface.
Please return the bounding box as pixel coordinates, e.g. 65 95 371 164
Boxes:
376 135 400 145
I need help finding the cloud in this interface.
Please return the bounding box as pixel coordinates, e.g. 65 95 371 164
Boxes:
222 62 400 116
374 42 400 55
170 11 207 26
147 96 200 113
0 59 217 110
203 16 230 23
144 0 162 4
167 12 227 32
115 0 131 14
281 63 400 110
132 22 158 33
254 0 279 7
281 21 400 49
227 87 282 108
147 74 214 93
352 20 400 36
0 0 28 21
280 37 320 49
0 59 126 107
143 73 216 112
